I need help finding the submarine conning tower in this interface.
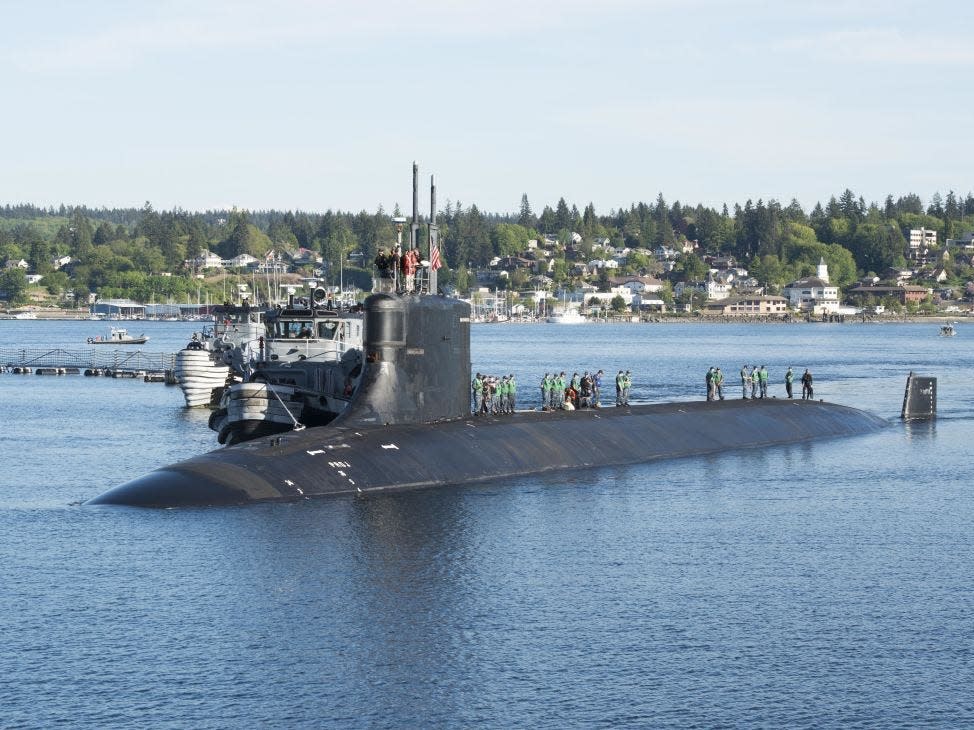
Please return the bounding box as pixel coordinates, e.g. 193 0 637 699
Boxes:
335 293 471 428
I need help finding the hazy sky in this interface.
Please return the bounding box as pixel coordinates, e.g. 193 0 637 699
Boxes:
2 0 971 216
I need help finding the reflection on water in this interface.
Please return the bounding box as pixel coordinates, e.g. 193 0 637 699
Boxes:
903 417 937 442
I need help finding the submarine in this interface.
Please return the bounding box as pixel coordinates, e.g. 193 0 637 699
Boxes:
86 291 890 508
86 164 890 508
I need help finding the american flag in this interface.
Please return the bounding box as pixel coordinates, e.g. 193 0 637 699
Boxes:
429 226 442 270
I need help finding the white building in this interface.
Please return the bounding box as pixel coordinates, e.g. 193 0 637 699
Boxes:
228 253 258 268
587 258 620 270
196 250 224 269
782 259 841 314
583 286 634 308
610 275 664 295
909 228 937 250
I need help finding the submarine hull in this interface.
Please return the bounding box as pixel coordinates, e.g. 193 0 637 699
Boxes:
87 291 888 508
87 398 888 507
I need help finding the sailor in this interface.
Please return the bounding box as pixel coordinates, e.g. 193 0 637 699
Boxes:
616 370 625 406
759 365 769 398
593 369 603 408
706 367 715 401
401 247 418 293
484 376 495 414
375 248 395 293
556 371 567 409
622 370 632 406
801 368 814 400
472 373 484 414
541 373 551 411
580 372 593 408
740 364 751 399
571 372 581 392
508 374 517 412
750 365 759 399
565 381 578 409
785 367 794 398
715 367 725 400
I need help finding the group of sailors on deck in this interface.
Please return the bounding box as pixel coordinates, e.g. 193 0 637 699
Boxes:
374 246 425 294
471 369 636 414
706 364 814 401
472 373 518 415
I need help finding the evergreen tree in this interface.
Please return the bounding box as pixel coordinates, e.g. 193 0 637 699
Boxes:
538 205 556 234
93 222 115 245
517 194 536 228
884 195 896 219
581 203 598 236
69 210 94 262
554 198 572 231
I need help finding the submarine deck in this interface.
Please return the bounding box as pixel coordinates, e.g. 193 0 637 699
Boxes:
87 397 888 507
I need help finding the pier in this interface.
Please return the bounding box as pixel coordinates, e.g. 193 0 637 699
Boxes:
0 347 177 381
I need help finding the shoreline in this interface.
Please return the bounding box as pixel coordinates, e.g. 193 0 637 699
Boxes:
3 307 968 325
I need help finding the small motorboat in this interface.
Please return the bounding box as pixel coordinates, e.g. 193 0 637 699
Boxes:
87 327 150 345
940 324 956 337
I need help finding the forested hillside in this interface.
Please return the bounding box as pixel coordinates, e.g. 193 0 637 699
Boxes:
2 188 973 307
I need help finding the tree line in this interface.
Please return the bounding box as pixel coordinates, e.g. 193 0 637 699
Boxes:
2 188 974 306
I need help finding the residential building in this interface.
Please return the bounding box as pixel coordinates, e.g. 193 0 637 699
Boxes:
290 248 323 266
782 259 840 314
702 295 790 316
946 232 974 251
608 275 665 295
195 250 224 270
909 228 937 251
228 253 259 269
846 284 930 305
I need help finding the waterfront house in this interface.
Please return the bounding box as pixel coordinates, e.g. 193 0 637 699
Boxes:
846 284 931 305
702 295 790 316
782 259 840 314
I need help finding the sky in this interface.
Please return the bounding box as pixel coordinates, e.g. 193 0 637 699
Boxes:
1 0 971 217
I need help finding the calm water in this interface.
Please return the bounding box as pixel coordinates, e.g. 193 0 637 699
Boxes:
1 318 972 728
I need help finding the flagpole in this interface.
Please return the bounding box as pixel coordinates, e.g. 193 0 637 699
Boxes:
429 174 438 294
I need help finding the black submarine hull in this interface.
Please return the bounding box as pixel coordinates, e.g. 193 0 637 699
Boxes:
87 398 887 507
87 292 888 508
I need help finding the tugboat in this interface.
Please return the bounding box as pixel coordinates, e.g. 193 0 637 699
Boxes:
208 290 364 444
